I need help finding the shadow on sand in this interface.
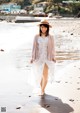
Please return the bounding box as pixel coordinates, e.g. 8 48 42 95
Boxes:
32 94 74 113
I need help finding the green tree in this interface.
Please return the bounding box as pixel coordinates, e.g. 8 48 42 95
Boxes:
0 0 10 4
54 0 63 3
11 0 23 4
32 0 44 4
10 0 24 7
23 0 31 6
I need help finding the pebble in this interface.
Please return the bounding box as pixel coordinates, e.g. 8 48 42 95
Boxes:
69 99 74 102
16 107 21 109
0 49 4 52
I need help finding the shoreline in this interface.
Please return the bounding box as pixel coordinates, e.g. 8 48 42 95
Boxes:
0 15 80 23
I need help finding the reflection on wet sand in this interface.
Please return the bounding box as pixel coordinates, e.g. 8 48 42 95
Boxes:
26 94 74 113
56 50 80 61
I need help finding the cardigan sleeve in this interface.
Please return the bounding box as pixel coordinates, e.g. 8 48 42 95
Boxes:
31 35 37 61
51 35 56 59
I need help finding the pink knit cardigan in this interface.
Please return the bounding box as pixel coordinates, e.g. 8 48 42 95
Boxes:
31 34 56 62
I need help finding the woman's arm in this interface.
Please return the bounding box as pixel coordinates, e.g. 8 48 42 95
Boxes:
30 35 37 63
51 35 56 63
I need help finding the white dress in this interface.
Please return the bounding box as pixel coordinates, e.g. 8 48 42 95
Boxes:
30 36 55 87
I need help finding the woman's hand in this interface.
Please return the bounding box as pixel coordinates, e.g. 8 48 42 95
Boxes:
30 59 34 63
52 58 56 63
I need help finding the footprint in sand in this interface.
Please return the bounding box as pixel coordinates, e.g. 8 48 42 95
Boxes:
65 82 68 83
42 104 50 108
56 81 61 83
77 88 80 90
77 82 80 84
55 98 58 100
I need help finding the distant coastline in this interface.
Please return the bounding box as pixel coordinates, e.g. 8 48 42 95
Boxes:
0 15 80 23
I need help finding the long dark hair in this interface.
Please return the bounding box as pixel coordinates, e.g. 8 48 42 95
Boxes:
39 24 49 36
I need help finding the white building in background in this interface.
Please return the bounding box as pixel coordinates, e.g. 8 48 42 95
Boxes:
34 3 43 12
0 3 21 14
62 0 80 3
34 2 48 13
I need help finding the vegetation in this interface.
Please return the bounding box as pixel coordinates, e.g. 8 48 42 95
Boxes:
0 0 80 16
0 0 31 5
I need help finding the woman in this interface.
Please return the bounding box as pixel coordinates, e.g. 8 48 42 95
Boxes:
30 20 56 96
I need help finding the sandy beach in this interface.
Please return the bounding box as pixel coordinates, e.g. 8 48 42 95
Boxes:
0 18 80 113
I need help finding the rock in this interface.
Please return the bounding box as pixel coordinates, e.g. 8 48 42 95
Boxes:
16 107 21 109
0 49 4 52
71 33 73 35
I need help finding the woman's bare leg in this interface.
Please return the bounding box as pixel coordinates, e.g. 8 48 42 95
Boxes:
40 63 48 95
40 78 43 88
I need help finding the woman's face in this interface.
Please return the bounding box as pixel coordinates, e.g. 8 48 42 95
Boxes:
40 25 47 34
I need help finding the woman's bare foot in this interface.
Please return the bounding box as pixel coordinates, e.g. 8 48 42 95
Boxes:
39 90 45 96
33 88 45 96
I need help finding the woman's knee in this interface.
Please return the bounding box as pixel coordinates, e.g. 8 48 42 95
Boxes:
43 64 48 75
43 76 48 82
